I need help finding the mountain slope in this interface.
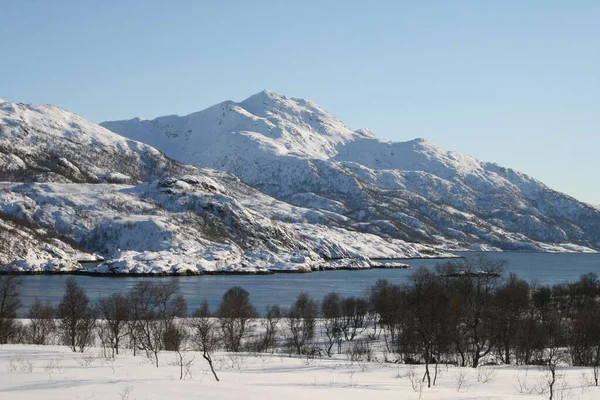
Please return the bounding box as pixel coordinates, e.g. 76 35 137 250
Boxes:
0 98 448 273
0 101 197 184
102 90 600 252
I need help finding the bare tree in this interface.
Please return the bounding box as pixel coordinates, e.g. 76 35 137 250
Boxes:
541 313 568 400
340 296 370 341
404 267 449 388
26 297 56 345
153 281 187 335
218 287 256 352
258 304 281 353
128 281 160 363
57 277 96 352
164 322 189 379
0 273 21 344
438 255 505 368
285 292 318 355
97 292 130 356
321 292 343 356
127 281 186 367
368 279 406 353
188 300 220 381
494 274 530 364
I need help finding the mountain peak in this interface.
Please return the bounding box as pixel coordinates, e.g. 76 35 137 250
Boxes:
239 90 329 116
259 89 282 98
241 89 287 105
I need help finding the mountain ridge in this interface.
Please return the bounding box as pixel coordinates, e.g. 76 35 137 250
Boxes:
0 96 451 274
101 90 600 253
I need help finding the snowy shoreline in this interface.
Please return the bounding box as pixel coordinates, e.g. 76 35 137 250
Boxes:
0 262 416 277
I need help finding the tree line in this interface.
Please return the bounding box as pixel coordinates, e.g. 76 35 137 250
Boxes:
2 255 600 392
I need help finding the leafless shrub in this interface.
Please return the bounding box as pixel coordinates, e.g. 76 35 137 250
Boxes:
345 339 373 362
6 358 19 371
188 300 220 381
74 351 96 367
19 359 34 373
346 369 356 388
579 372 594 393
476 366 496 384
26 297 56 345
404 366 420 391
102 356 116 374
455 368 469 392
514 372 534 394
44 357 64 378
118 384 134 400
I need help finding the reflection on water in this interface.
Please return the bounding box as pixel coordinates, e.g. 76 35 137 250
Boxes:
15 251 600 316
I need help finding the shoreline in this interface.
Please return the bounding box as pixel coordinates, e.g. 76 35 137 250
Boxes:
0 257 423 277
0 264 415 277
5 250 597 278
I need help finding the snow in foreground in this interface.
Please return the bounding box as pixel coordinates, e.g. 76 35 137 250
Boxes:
1 345 599 400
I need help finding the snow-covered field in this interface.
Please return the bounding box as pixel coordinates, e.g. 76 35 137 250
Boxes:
0 344 598 400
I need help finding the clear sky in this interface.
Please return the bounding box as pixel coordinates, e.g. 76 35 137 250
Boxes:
1 1 599 204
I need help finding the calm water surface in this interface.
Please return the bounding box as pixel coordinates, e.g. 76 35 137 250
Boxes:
15 252 600 316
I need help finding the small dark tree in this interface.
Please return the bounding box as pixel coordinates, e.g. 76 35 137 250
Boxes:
57 277 96 352
188 300 220 381
285 292 318 355
218 287 256 352
0 274 21 344
26 297 56 345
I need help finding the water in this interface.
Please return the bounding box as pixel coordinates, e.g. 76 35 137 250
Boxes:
14 252 600 316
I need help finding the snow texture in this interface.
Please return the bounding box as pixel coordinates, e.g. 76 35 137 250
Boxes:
1 344 598 400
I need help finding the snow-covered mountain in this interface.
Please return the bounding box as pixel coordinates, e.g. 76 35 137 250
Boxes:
102 90 600 253
0 98 448 274
0 101 196 184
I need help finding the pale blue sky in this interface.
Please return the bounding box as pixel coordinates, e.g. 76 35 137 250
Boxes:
1 1 598 203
